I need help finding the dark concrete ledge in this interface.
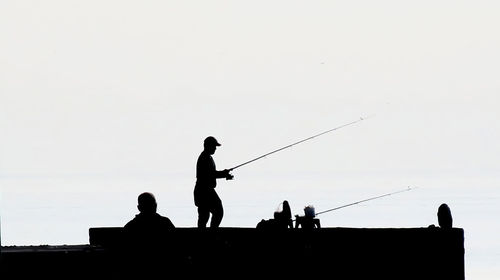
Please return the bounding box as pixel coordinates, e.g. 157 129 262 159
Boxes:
2 227 464 279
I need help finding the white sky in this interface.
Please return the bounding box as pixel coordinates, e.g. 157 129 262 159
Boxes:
2 1 499 178
1 1 500 278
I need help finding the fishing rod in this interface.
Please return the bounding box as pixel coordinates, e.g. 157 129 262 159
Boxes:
314 186 416 216
228 116 372 172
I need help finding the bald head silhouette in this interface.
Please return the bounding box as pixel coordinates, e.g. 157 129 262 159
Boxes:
137 192 157 215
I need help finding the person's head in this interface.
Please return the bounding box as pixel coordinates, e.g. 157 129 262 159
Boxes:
304 205 315 218
137 192 157 215
437 203 453 229
203 136 221 155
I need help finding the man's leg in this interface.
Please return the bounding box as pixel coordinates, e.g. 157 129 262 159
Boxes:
197 207 210 228
209 195 224 228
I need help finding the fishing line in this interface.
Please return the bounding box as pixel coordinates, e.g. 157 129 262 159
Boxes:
315 186 416 216
229 115 374 172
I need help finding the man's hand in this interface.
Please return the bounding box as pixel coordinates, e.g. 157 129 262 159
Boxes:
223 169 234 180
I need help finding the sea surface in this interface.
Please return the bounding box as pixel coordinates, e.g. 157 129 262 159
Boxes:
1 172 499 279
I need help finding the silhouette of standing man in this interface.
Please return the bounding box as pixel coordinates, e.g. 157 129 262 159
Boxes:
194 136 233 228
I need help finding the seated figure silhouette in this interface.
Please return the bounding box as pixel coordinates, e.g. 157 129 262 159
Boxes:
437 203 453 229
429 203 453 229
122 192 176 277
124 192 175 245
295 205 321 229
256 200 293 229
274 200 293 229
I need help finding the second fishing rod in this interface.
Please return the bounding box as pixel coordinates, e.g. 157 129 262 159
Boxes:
226 115 373 179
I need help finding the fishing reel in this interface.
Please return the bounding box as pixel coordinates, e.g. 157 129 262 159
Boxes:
225 169 234 180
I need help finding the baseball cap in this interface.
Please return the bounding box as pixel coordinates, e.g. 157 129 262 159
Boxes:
204 136 221 146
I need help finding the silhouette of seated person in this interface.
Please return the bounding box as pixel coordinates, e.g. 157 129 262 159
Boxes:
256 200 293 230
295 205 321 229
121 192 177 276
124 192 175 246
274 200 294 229
438 203 453 229
428 203 453 229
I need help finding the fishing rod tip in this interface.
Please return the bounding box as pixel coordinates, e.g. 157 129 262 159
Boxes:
359 114 375 121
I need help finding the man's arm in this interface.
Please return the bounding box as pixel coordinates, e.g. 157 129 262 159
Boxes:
215 169 233 180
